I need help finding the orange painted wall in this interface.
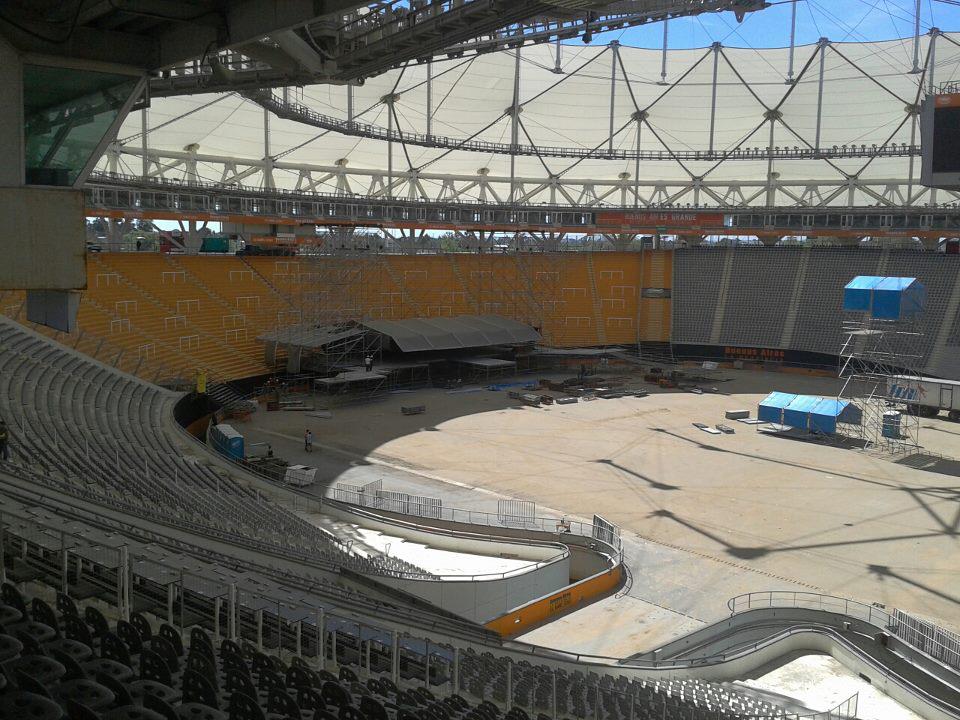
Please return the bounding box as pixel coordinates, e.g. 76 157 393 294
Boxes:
484 565 623 637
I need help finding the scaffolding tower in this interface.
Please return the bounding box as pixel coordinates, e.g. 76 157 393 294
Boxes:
837 276 926 454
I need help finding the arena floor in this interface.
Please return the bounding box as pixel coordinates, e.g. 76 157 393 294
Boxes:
238 366 960 657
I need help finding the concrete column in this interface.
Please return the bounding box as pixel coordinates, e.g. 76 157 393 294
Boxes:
0 37 24 187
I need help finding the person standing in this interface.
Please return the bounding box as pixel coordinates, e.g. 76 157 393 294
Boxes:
364 354 374 372
304 429 313 453
0 419 9 461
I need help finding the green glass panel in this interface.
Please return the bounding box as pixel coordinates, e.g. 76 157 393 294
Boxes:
23 65 137 186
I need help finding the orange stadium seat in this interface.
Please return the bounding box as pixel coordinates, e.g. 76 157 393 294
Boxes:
0 252 674 383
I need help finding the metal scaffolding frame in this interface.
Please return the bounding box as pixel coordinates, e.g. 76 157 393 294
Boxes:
837 317 925 454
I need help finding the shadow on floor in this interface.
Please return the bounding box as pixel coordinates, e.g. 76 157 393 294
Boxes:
896 452 960 477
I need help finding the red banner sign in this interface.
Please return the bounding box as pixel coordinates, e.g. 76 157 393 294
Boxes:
595 211 725 229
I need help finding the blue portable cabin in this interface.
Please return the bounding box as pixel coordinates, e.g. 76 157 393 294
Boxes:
842 276 925 320
757 392 798 424
211 423 244 461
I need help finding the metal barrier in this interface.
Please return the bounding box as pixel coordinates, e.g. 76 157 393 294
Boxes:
592 515 620 548
890 609 960 672
497 499 536 526
329 481 622 556
371 489 444 520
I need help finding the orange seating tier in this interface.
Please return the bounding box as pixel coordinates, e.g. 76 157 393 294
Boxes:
0 251 673 383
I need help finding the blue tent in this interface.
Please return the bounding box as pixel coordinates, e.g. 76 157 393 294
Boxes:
842 276 884 312
873 277 925 319
758 393 861 433
757 392 798 424
809 398 861 433
843 276 925 320
783 395 820 429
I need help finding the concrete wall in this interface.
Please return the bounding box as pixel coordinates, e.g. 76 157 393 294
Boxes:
320 502 573 623
0 187 88 290
384 553 571 625
485 565 623 637
0 39 87 293
0 38 23 187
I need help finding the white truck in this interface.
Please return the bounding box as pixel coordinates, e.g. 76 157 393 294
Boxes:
888 375 960 420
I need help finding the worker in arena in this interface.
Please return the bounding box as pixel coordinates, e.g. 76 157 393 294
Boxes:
0 419 9 461
304 428 313 453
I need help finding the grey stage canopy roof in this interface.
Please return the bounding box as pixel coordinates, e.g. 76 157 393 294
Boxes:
258 325 363 347
258 315 540 352
363 316 541 352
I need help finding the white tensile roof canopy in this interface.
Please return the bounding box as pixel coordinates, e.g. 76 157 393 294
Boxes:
108 33 960 203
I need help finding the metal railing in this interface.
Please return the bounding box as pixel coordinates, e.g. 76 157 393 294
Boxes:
256 90 919 162
729 591 960 673
327 481 622 554
728 591 893 627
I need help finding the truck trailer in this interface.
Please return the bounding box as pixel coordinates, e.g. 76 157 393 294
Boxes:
887 375 960 420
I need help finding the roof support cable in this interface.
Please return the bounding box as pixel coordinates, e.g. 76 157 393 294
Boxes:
697 118 773 182
641 46 712 115
775 116 854 179
552 119 634 180
119 94 235 145
828 44 913 106
516 116 554 177
388 102 417 174
414 113 512 172
639 119 699 183
272 95 388 161
719 49 770 113
814 38 828 151
426 60 432 138
615 48 640 114
772 47 819 110
430 57 476 120
709 42 721 154
517 45 611 110
386 56 474 103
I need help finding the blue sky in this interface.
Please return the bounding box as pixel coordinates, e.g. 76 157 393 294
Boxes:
588 0 960 49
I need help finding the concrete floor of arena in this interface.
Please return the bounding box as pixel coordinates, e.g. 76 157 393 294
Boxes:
236 367 960 658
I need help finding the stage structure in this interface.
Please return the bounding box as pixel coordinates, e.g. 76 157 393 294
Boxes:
838 276 926 453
